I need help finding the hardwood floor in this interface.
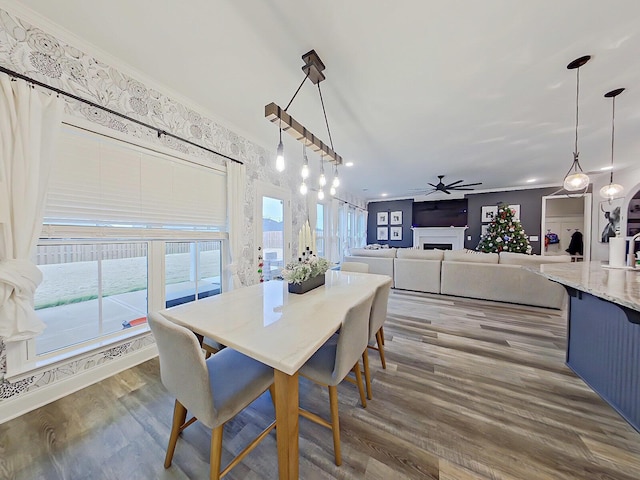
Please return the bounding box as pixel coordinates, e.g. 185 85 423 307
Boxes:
1 290 639 479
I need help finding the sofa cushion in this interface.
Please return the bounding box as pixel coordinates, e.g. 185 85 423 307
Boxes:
397 248 445 260
444 249 499 264
499 252 572 266
349 248 397 258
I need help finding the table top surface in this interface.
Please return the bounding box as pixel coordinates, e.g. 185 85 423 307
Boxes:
159 270 391 375
531 261 640 311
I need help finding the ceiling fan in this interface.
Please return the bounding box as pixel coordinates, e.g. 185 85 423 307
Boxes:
415 175 483 196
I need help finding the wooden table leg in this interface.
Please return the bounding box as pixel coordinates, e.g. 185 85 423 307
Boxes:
274 369 299 479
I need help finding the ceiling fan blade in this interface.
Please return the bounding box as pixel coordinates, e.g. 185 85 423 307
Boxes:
445 180 464 188
428 183 438 188
451 182 483 188
449 188 476 191
443 189 452 194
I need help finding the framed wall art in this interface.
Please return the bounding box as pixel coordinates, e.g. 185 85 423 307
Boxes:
390 226 402 240
390 211 403 225
377 227 388 241
481 206 498 223
509 204 521 221
599 197 624 243
377 211 388 225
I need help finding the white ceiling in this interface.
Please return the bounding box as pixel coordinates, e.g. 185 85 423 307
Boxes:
9 0 640 201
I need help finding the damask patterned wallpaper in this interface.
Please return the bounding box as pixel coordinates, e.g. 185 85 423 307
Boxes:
0 6 365 403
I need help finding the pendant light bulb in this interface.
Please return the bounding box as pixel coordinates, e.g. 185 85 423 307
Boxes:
563 171 590 191
300 181 308 195
332 167 340 188
275 139 285 172
330 185 336 196
600 183 624 199
318 188 325 200
319 173 326 187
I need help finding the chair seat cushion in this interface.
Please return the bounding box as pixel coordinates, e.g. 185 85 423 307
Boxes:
299 343 338 386
207 347 274 425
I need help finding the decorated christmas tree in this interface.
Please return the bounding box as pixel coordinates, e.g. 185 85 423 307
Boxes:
477 203 531 254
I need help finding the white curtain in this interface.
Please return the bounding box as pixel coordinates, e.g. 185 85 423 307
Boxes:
225 161 246 290
0 76 63 342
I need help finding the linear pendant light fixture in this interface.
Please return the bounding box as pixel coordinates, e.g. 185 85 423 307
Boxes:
600 87 625 199
265 50 342 196
563 55 591 193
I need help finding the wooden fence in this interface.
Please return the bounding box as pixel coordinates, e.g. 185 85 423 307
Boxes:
35 241 221 265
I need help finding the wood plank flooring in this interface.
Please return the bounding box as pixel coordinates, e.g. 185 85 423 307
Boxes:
1 290 639 479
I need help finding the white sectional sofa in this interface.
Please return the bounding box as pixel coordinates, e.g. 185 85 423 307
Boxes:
343 248 397 286
344 248 571 309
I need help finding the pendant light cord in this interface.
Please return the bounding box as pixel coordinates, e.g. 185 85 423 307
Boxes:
285 72 310 111
317 83 335 151
574 67 580 159
610 96 616 184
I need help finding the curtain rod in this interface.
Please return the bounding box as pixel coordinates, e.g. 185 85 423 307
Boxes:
0 66 243 165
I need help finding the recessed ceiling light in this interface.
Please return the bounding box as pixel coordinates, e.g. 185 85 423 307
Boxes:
600 166 613 171
345 161 354 167
381 193 388 197
526 178 536 183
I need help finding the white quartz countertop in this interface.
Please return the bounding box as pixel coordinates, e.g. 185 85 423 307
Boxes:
159 271 391 375
529 261 640 311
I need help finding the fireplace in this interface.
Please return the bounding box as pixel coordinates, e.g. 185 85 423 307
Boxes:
424 243 452 250
412 227 467 250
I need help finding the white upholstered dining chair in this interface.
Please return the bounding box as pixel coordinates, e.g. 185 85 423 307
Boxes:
148 312 276 480
298 292 375 466
340 261 370 273
362 277 392 400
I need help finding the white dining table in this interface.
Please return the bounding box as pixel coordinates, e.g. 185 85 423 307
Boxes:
159 269 390 479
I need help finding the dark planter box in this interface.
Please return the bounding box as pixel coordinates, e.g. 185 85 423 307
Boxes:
288 273 325 294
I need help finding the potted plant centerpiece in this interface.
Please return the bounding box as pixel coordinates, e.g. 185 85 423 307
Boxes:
281 250 331 294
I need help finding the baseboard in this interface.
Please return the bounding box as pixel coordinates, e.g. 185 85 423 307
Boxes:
0 344 158 424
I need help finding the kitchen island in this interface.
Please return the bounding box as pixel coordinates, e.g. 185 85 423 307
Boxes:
533 261 640 432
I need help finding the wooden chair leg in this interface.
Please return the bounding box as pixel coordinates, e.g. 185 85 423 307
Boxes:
328 386 342 466
352 362 367 408
210 425 224 480
380 326 385 345
268 384 277 411
362 349 372 400
376 329 386 369
165 400 187 468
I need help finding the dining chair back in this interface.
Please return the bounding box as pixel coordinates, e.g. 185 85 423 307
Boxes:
362 278 392 399
340 261 370 273
298 291 375 465
149 312 276 479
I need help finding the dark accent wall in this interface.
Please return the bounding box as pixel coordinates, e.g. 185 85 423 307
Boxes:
367 199 413 248
464 187 559 254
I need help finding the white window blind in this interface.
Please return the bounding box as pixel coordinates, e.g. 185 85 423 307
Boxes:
45 125 226 229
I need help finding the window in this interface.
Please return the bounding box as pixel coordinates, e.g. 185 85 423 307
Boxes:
34 242 148 355
165 241 222 307
9 123 230 374
316 203 325 257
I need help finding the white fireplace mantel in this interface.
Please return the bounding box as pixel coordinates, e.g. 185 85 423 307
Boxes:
412 226 467 250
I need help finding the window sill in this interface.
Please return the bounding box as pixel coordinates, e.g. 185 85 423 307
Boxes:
5 326 152 382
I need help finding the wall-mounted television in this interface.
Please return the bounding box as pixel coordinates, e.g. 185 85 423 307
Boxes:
412 199 468 227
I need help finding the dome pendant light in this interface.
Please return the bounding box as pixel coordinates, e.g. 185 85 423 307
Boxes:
563 55 591 193
600 88 625 200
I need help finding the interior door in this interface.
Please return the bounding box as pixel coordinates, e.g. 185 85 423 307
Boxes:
255 182 291 282
541 194 592 261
